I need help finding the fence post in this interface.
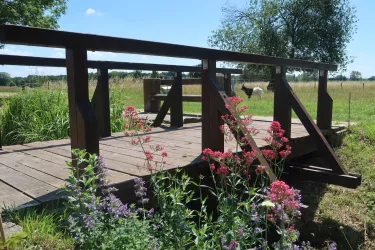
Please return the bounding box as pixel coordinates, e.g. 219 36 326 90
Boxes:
91 68 111 137
170 72 183 127
66 48 99 156
273 65 291 138
224 73 233 96
201 60 224 152
317 70 332 130
143 79 161 112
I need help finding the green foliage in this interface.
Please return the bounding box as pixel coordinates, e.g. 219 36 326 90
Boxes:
0 72 12 86
209 0 357 75
3 208 74 249
64 150 157 249
0 90 70 145
0 0 67 28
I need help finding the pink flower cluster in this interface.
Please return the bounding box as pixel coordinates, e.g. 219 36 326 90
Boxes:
261 121 292 162
123 106 152 136
266 180 301 223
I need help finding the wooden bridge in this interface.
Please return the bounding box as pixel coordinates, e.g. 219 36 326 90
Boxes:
0 25 361 209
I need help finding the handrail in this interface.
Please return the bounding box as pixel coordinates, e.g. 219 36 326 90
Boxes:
0 25 337 71
0 54 242 74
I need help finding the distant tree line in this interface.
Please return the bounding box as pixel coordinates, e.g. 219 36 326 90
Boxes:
0 70 205 87
1 69 374 87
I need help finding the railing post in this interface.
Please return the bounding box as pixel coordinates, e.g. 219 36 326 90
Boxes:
143 79 161 112
201 60 224 152
273 65 291 138
91 68 111 137
170 71 183 127
317 70 332 130
224 73 233 97
66 48 99 156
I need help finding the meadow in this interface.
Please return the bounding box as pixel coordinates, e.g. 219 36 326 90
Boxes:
1 78 375 248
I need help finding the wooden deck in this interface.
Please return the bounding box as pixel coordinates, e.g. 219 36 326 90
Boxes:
0 118 346 211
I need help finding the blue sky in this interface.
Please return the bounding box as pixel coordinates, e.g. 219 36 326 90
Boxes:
0 0 373 78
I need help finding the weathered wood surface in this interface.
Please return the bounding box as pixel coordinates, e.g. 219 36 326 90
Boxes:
0 120 344 211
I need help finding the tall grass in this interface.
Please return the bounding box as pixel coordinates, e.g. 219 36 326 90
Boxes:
0 90 70 145
4 208 74 249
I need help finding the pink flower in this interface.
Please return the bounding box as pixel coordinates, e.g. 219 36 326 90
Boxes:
161 152 168 157
261 149 277 161
209 164 215 171
216 165 230 176
255 165 266 174
131 138 139 145
143 136 151 143
279 150 291 158
145 151 154 160
156 144 164 151
281 137 289 143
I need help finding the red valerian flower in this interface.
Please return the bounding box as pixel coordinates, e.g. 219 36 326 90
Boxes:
255 165 266 174
210 164 216 171
216 165 230 176
145 151 154 160
261 149 277 161
161 152 168 157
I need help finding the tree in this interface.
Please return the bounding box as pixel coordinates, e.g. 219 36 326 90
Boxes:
0 0 68 28
0 72 12 86
350 71 362 81
368 76 375 81
151 70 160 78
209 0 357 90
334 75 348 81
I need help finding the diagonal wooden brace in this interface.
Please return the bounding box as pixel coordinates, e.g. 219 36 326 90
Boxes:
209 78 277 182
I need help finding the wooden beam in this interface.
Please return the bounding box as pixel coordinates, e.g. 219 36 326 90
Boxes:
287 164 361 189
152 84 176 127
170 72 183 127
91 68 111 137
274 66 292 138
66 48 99 156
201 60 224 152
0 54 242 74
1 25 337 71
143 79 161 112
152 94 201 102
317 70 333 130
210 78 276 182
224 73 233 97
282 78 346 174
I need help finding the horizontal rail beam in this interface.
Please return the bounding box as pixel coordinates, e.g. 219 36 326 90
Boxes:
0 25 337 71
152 94 201 102
0 54 242 74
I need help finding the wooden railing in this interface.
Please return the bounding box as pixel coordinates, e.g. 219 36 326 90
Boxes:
0 24 360 187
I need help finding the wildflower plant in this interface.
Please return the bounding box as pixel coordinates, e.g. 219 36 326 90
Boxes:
202 96 301 249
63 102 334 249
64 149 157 249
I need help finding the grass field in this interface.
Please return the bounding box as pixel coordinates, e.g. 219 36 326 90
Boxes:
1 79 375 248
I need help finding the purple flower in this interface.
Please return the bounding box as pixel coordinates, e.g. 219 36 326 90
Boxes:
329 241 337 250
237 228 244 237
134 177 149 205
256 227 262 233
148 208 155 218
